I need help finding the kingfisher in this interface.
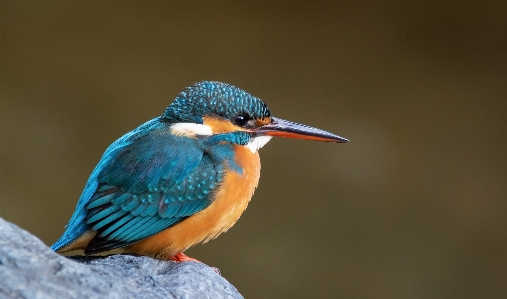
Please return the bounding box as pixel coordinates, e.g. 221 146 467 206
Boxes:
51 81 348 262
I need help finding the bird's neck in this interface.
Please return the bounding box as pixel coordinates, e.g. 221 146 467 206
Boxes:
206 131 252 146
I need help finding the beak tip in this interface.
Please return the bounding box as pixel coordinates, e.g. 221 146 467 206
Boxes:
329 136 349 143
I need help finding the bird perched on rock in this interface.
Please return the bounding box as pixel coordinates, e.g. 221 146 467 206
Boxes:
52 81 348 262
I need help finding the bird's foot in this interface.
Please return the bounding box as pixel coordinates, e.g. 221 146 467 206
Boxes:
170 252 200 262
170 252 221 275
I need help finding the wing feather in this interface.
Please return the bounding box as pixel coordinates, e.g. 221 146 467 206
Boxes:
54 120 228 255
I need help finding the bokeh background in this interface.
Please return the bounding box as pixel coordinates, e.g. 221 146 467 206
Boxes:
1 1 506 298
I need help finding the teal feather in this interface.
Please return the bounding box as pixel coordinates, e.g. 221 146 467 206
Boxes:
140 200 159 217
158 202 181 218
97 185 117 192
98 214 135 238
131 202 149 216
86 193 118 209
107 216 144 240
120 196 139 212
111 193 131 205
91 210 127 231
118 216 159 241
86 205 121 224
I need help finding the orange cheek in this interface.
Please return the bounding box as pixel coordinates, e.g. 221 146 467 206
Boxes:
203 116 273 134
256 117 272 126
203 116 242 134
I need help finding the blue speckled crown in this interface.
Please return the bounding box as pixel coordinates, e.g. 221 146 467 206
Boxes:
163 81 271 123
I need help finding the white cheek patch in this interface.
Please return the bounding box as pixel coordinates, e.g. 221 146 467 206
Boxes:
244 136 273 153
170 123 213 137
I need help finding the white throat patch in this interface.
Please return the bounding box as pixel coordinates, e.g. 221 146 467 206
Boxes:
244 136 272 153
170 123 213 137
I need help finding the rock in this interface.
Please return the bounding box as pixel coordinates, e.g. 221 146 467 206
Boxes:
0 218 243 299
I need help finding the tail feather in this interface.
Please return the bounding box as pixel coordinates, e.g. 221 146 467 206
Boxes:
51 220 91 252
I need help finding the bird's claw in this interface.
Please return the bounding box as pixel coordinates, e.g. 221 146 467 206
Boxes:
170 252 221 275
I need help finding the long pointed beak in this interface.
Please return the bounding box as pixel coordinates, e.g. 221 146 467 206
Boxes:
252 117 349 143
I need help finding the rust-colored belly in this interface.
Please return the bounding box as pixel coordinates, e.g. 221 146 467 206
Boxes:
125 146 261 259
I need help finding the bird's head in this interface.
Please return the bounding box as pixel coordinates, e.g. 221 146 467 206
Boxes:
162 81 348 153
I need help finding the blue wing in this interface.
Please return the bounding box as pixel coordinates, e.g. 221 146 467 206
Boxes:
51 118 225 254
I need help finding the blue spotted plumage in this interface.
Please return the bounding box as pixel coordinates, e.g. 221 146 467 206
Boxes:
52 81 348 260
163 81 271 123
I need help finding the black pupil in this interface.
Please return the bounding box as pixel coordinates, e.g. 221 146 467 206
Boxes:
235 115 249 127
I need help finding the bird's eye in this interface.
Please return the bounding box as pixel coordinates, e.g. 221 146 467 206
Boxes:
234 114 250 127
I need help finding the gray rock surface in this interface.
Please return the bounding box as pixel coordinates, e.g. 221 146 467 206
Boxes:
0 217 243 299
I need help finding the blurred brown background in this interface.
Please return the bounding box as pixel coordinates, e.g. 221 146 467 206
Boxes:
1 1 506 298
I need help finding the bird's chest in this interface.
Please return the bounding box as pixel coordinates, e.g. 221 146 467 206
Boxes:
122 145 262 258
143 145 261 256
199 145 261 241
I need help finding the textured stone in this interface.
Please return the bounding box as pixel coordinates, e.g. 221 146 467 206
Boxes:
0 218 243 299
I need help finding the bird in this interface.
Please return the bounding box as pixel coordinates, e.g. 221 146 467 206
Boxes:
51 81 348 262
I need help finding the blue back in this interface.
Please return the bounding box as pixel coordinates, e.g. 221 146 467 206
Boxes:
52 118 238 253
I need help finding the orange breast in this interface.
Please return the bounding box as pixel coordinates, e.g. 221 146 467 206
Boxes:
125 145 261 259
